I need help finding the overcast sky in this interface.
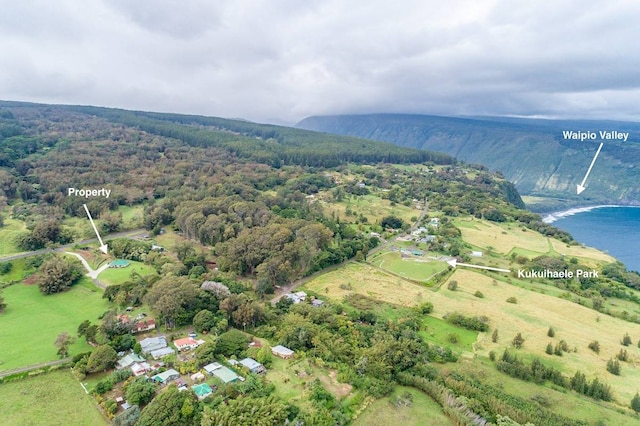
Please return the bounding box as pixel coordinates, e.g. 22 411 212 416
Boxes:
1 0 639 124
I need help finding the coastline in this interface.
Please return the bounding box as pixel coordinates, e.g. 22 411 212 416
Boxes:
542 205 640 224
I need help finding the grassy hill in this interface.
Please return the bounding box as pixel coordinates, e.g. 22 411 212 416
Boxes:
297 113 640 210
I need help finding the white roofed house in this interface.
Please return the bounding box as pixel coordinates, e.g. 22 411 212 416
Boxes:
239 357 266 374
140 336 168 355
271 345 294 359
284 291 308 304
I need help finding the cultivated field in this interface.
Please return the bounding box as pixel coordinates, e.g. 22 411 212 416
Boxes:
0 279 109 372
303 262 432 307
0 370 107 425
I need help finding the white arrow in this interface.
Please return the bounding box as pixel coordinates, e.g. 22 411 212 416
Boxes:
577 142 604 195
83 204 108 254
447 259 510 273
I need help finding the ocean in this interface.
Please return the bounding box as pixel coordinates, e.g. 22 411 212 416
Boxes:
543 206 640 272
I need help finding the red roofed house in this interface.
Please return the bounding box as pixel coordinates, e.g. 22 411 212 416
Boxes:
132 319 156 334
174 337 206 351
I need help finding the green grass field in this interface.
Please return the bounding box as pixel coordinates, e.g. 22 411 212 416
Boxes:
0 217 26 256
0 279 109 372
420 315 478 353
319 193 419 225
98 261 157 286
371 251 447 282
118 205 144 229
0 258 33 284
0 370 107 425
353 386 452 426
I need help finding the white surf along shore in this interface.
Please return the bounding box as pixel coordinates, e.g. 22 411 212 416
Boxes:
542 205 640 224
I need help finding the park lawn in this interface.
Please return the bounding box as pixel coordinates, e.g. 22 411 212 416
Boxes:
98 261 157 286
0 369 107 425
353 386 453 426
420 315 478 353
0 279 109 372
453 217 550 254
548 238 615 265
303 262 432 307
434 269 640 404
0 216 26 256
371 251 447 282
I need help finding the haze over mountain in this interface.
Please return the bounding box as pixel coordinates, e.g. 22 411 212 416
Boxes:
297 114 640 210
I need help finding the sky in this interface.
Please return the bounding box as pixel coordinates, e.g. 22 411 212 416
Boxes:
1 0 639 124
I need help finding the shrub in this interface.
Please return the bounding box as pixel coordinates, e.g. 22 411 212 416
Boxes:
606 358 621 375
474 291 484 298
506 297 518 304
447 280 458 291
621 333 632 346
489 350 496 361
545 343 553 355
547 327 555 338
588 341 600 354
447 333 459 344
631 393 640 413
491 329 499 343
617 349 629 362
417 302 434 314
443 312 489 332
512 333 525 349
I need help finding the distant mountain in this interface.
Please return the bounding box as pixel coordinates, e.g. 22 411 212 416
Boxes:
297 114 640 210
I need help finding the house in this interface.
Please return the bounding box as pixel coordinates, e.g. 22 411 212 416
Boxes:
175 379 188 390
311 299 324 307
140 336 168 354
151 368 180 384
192 383 213 400
285 291 307 304
174 337 206 351
132 319 156 334
109 259 130 268
471 251 483 257
203 362 240 383
130 362 152 377
149 347 175 360
151 244 164 252
239 358 265 374
271 345 294 359
116 353 145 370
190 372 205 382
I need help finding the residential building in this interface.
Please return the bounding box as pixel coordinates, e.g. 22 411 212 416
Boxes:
151 368 180 384
174 337 206 351
140 336 168 354
116 353 145 370
271 345 294 359
192 383 213 400
239 357 265 374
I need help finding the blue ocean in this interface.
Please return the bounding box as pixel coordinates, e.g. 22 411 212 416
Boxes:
544 206 640 272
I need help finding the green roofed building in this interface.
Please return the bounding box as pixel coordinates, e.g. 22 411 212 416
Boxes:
110 259 131 268
192 383 213 399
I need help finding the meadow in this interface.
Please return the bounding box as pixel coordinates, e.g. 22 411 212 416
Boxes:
0 369 107 425
0 216 26 256
0 278 109 372
353 386 452 426
302 262 432 307
318 193 419 225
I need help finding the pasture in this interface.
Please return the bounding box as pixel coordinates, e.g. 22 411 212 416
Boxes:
0 278 109 372
0 216 26 256
319 193 418 225
0 370 107 425
302 262 432 307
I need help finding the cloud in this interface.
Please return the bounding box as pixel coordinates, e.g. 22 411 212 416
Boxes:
0 0 639 123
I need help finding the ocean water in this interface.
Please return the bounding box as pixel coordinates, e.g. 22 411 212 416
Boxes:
543 206 640 272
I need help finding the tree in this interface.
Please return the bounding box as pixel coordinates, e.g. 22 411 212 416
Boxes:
622 333 632 346
381 215 404 229
547 327 555 338
113 405 140 426
201 395 287 426
125 377 156 406
54 332 75 358
137 385 200 426
631 393 640 414
37 256 82 294
256 344 273 368
192 309 217 333
545 343 553 355
491 329 499 343
512 333 525 349
588 340 600 354
194 342 217 365
86 345 118 373
216 329 251 357
447 280 458 291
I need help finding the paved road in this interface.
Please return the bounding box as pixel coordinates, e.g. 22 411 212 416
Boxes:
0 358 71 379
0 228 146 262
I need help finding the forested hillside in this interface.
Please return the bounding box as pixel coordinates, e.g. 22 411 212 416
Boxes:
297 114 640 210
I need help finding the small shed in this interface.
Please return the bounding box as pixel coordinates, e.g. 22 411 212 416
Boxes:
271 345 294 359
